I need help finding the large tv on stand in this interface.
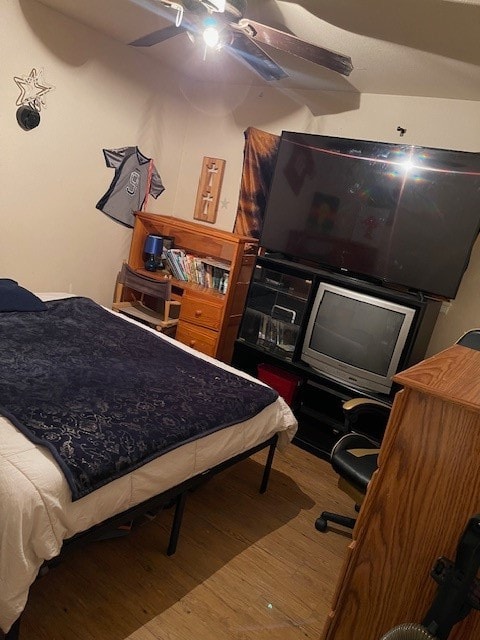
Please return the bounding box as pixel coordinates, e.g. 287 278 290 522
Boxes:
260 131 480 299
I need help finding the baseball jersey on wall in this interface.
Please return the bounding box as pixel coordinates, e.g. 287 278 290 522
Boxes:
96 146 165 227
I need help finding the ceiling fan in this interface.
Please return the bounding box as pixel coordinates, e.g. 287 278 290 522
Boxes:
129 0 353 81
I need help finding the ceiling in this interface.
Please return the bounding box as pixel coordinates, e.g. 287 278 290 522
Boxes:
34 0 480 102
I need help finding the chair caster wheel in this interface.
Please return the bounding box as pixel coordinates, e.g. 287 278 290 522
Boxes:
315 516 328 532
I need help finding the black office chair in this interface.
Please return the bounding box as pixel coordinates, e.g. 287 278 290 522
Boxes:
316 329 480 535
456 328 480 350
315 397 390 533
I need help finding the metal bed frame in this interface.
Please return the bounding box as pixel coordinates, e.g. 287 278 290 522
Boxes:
5 433 278 640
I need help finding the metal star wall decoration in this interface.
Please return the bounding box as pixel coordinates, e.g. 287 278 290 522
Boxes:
14 68 54 111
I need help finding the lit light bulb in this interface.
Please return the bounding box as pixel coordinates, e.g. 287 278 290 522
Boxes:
203 26 220 48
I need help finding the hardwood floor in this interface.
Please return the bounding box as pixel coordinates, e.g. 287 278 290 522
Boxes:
15 444 355 639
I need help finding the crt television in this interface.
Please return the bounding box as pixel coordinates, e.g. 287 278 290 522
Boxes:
260 131 480 299
301 282 416 395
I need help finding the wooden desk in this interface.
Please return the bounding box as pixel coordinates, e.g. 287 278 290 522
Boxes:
322 343 480 639
117 212 257 362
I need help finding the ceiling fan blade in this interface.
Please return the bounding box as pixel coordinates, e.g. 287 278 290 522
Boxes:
130 24 186 47
227 32 288 82
241 19 353 77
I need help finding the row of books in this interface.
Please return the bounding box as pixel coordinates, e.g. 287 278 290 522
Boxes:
165 249 230 293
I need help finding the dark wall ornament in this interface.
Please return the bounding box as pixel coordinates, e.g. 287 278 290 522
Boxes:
16 106 41 131
13 68 54 131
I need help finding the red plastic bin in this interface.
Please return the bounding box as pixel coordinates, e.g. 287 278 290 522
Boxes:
257 363 302 407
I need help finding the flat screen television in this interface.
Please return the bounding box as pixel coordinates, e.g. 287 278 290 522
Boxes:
301 282 416 395
260 131 480 299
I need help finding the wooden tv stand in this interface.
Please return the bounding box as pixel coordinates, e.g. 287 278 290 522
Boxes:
322 342 480 639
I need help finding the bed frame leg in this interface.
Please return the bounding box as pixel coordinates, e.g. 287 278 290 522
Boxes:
5 617 21 640
259 437 277 494
167 491 187 556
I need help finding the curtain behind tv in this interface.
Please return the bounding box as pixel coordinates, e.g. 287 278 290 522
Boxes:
234 127 280 239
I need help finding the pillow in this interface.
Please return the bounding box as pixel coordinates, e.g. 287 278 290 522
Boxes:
0 279 47 312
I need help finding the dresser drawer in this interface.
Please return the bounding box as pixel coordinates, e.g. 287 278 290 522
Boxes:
176 322 218 357
180 295 222 330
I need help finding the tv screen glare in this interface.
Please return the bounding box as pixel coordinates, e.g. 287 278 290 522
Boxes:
301 283 415 395
260 132 480 299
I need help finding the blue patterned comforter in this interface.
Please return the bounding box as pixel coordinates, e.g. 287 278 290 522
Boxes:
0 297 278 501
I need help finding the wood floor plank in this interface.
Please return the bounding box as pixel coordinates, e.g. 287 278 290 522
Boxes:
9 445 352 640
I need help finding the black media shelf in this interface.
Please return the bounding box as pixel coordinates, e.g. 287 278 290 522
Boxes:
232 255 442 460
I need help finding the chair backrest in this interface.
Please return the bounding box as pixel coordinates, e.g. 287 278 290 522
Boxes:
120 263 171 300
457 329 480 351
342 398 391 445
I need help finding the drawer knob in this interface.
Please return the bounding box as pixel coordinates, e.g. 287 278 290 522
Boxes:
195 310 202 317
189 340 196 347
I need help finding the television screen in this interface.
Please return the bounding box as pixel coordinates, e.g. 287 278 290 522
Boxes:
301 283 416 395
260 132 480 299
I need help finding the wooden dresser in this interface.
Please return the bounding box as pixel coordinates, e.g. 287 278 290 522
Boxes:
116 211 258 363
322 343 480 639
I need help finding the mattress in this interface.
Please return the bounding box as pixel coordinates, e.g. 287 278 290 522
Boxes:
0 294 297 633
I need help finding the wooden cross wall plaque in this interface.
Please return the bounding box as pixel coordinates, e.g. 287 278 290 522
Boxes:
193 156 226 224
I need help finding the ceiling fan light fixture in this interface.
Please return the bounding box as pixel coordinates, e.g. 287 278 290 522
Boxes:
203 26 220 48
134 0 353 79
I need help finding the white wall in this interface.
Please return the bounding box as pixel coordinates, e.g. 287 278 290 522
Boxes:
3 0 480 353
1 0 190 304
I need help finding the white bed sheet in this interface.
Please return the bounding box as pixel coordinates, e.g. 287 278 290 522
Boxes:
0 294 297 633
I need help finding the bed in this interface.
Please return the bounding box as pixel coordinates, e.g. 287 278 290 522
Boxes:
0 287 297 638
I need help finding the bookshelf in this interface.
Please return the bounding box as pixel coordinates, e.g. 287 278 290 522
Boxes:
114 211 258 363
164 250 230 293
